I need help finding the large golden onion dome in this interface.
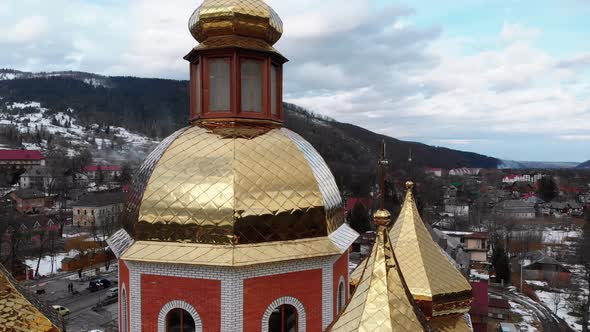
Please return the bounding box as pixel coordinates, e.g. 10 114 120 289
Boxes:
126 122 344 245
189 0 283 46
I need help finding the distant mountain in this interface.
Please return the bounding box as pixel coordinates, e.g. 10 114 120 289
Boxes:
499 160 580 169
578 160 590 168
0 69 499 190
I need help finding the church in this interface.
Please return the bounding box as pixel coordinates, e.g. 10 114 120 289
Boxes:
103 0 474 331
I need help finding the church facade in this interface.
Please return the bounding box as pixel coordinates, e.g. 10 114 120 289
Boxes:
107 0 473 331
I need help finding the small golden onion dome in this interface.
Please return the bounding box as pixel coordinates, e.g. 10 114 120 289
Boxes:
126 121 344 245
406 181 415 189
373 209 391 227
189 0 283 46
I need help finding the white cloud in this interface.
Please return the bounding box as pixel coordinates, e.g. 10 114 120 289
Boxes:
558 135 590 141
500 22 540 43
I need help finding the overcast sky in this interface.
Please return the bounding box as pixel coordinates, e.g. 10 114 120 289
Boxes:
1 0 590 162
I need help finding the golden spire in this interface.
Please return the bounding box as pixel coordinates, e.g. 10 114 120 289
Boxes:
374 140 390 223
388 182 472 318
328 217 430 331
329 142 430 332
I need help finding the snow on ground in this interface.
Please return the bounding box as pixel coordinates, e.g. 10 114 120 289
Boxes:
25 251 77 276
469 269 489 281
543 227 580 244
509 300 539 332
535 289 582 331
525 280 548 288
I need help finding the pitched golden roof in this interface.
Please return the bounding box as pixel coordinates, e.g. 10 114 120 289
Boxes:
430 314 473 332
389 182 471 316
0 265 62 332
328 222 430 332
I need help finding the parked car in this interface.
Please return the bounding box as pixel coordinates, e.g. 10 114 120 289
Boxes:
52 305 70 316
87 279 112 292
99 279 112 288
107 287 118 298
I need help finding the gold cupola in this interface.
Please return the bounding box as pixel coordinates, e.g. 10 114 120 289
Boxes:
122 0 356 264
184 0 288 123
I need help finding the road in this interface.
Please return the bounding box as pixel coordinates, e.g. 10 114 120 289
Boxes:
25 270 118 331
489 287 573 332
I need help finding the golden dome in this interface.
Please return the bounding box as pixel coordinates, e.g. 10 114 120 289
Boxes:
189 0 283 46
126 121 344 245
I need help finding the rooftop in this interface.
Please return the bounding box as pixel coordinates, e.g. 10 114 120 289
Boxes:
73 191 126 207
0 149 45 161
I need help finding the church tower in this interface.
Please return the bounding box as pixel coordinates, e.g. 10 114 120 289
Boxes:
107 0 358 331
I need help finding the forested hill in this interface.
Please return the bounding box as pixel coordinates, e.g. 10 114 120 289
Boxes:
578 160 590 168
0 69 499 187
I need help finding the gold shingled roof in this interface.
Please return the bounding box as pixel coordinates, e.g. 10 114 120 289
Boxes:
130 124 343 245
189 0 283 46
0 265 62 332
328 224 430 332
122 236 342 267
388 183 471 315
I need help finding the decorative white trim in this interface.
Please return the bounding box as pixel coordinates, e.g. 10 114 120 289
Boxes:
157 300 203 332
120 284 128 332
336 276 345 314
261 296 307 332
128 261 142 332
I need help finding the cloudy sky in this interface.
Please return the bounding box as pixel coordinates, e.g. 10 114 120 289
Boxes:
1 0 589 162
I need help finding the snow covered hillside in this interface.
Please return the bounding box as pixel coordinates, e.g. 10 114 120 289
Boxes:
0 99 159 160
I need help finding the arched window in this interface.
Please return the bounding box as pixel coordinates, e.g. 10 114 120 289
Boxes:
268 304 298 332
121 286 128 332
262 297 306 332
337 277 346 314
166 308 195 332
158 300 202 332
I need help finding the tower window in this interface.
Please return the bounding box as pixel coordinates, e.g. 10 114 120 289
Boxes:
268 304 298 332
208 58 231 112
241 58 263 113
121 287 128 332
270 65 278 116
193 64 201 115
166 308 196 332
337 279 346 314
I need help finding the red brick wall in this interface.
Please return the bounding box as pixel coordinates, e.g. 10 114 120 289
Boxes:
333 252 349 318
244 269 323 331
141 274 221 332
119 260 130 332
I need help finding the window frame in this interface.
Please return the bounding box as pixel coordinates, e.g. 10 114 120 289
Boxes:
202 53 234 116
238 55 267 115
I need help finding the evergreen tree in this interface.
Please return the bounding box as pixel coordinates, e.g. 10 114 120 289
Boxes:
491 240 511 284
349 202 371 233
537 176 559 202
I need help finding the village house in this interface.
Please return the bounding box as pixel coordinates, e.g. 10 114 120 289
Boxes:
502 173 544 184
1 215 60 260
442 231 489 264
0 149 45 169
8 189 49 214
72 192 126 227
449 167 481 177
83 165 122 182
424 167 443 177
521 251 572 286
18 166 56 192
548 201 584 217
488 297 511 320
495 200 536 219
